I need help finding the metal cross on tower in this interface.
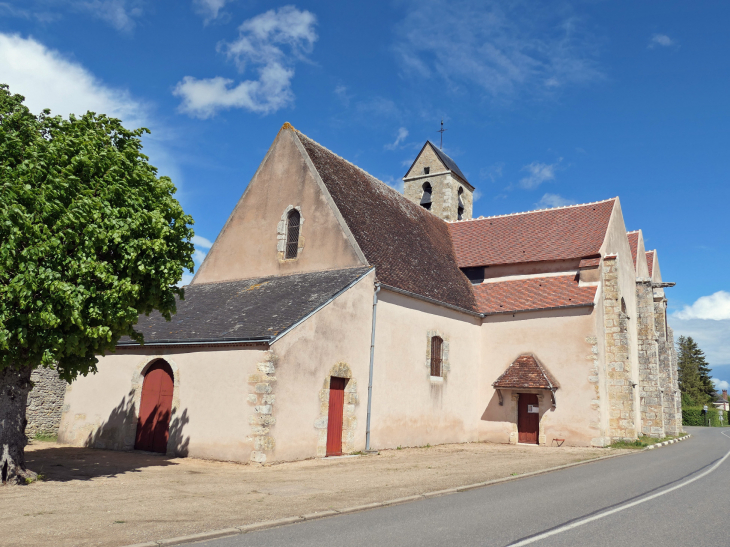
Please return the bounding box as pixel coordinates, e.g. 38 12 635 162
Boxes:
437 119 447 150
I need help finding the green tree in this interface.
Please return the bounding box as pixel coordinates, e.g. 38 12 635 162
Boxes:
677 335 716 406
0 86 194 484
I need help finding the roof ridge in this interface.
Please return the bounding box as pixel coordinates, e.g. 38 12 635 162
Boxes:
627 229 640 234
292 127 414 203
448 197 617 223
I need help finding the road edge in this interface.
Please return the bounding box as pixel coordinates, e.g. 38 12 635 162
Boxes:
123 436 692 547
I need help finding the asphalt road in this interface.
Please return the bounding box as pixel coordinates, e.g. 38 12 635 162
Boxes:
196 427 730 547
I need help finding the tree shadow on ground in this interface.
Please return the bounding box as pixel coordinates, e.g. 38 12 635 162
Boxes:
25 390 191 482
25 444 179 482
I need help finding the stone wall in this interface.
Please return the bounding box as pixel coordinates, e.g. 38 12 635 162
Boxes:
655 300 681 435
636 279 664 437
25 366 67 437
603 256 637 440
403 144 473 221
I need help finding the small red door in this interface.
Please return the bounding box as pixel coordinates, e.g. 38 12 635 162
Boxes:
135 361 174 453
518 393 540 444
326 377 347 456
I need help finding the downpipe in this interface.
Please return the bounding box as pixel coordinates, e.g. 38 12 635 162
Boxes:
365 282 380 452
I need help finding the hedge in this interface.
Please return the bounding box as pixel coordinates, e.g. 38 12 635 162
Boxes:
682 406 729 427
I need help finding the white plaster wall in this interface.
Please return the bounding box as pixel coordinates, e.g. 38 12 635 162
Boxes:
369 290 483 449
59 347 266 462
479 308 600 446
267 270 375 462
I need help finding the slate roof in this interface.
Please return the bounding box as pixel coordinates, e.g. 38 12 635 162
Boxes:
473 274 597 314
295 130 477 312
627 231 639 269
430 142 469 184
493 354 560 390
646 251 655 277
118 267 371 346
448 199 616 268
403 141 470 184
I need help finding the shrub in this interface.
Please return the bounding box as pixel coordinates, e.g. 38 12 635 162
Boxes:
682 406 728 427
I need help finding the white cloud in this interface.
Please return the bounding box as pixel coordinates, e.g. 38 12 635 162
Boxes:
179 272 195 287
394 0 603 100
480 162 504 182
0 33 144 125
649 34 674 48
536 193 575 208
192 235 214 249
78 0 143 32
0 1 144 31
674 291 730 320
669 315 730 367
381 175 404 193
334 84 351 106
193 0 233 23
713 378 729 391
385 127 408 150
0 33 184 196
174 5 317 118
519 160 560 189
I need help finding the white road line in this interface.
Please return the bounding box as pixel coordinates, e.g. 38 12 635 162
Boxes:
508 432 730 546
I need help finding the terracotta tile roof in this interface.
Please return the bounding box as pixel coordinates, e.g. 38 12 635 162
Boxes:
448 199 616 268
295 130 477 312
579 256 601 268
473 274 597 314
493 354 560 390
627 231 639 268
646 251 655 277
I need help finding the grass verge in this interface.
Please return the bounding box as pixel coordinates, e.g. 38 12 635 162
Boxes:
609 432 688 449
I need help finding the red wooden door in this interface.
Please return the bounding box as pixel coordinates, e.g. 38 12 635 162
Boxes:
135 361 174 453
518 394 539 444
326 377 347 456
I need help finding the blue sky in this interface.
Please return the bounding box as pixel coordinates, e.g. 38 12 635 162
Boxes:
1 0 728 385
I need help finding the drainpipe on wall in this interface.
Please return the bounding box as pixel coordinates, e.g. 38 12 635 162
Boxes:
365 282 381 453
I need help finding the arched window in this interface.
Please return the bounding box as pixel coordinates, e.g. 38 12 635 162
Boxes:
457 187 465 220
285 209 301 259
430 336 443 377
420 182 432 211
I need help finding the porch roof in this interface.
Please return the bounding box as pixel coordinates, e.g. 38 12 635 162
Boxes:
493 355 560 390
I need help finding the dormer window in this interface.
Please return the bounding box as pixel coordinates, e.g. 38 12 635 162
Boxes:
424 167 430 175
457 187 465 220
285 209 301 259
420 182 432 211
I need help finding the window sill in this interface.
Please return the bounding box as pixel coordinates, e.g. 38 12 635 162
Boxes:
430 376 444 383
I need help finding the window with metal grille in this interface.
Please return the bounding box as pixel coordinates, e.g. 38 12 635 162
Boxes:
285 209 300 259
430 336 443 377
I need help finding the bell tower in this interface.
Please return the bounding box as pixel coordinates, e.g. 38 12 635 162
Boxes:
402 141 474 221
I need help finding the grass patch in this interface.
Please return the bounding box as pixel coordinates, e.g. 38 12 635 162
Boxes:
609 433 686 449
32 432 57 442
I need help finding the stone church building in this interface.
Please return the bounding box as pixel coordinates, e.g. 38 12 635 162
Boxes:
57 124 681 463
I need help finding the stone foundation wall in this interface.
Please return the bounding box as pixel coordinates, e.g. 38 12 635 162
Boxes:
25 366 67 437
636 280 664 437
603 257 637 440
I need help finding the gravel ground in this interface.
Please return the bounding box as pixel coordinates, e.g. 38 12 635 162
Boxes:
1 440 628 547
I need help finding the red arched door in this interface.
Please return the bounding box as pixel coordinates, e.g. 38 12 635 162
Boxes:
135 360 174 453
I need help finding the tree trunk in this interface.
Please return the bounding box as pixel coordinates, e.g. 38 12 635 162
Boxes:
0 364 36 485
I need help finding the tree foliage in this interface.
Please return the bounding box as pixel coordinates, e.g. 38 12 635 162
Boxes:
0 85 194 380
677 335 716 406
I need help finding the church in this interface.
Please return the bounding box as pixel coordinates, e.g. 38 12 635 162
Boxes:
58 123 681 463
